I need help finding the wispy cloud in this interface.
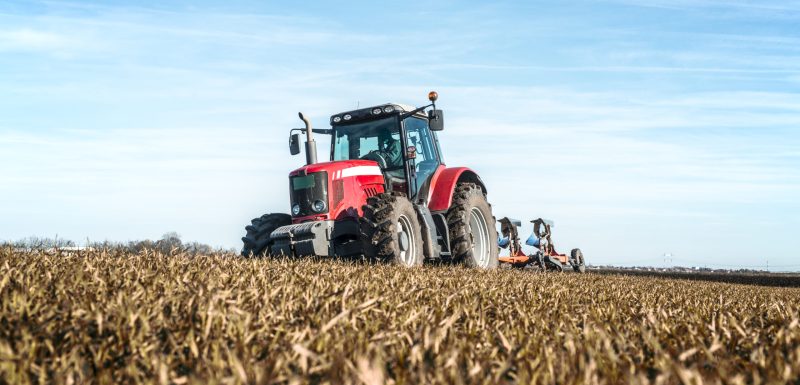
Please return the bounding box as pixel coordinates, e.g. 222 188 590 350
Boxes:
0 28 74 53
605 0 800 14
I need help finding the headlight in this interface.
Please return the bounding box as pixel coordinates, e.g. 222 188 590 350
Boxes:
291 204 301 215
343 114 352 121
332 116 341 123
372 108 382 115
383 105 394 113
312 199 327 213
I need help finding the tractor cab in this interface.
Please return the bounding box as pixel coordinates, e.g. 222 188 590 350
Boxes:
328 101 444 200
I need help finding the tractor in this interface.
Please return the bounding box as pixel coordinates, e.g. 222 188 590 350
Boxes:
241 92 499 268
497 217 585 272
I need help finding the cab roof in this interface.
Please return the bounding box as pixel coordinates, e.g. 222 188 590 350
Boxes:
330 103 426 126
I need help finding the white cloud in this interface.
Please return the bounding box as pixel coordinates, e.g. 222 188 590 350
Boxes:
0 28 76 53
606 0 800 14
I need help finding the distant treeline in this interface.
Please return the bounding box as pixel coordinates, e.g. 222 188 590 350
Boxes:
3 232 233 256
592 267 800 288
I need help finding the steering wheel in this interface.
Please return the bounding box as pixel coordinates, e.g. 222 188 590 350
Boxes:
361 151 388 169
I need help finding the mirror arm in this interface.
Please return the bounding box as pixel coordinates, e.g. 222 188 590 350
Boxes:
293 128 333 135
399 103 434 120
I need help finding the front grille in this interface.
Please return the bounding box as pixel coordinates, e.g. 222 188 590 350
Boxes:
290 171 328 216
332 180 344 208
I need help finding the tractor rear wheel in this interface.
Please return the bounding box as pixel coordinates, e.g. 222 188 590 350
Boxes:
241 213 291 257
571 248 586 273
362 193 424 266
446 183 499 268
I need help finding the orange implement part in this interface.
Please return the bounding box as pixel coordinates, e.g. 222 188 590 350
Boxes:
498 255 531 264
499 249 530 267
544 252 568 264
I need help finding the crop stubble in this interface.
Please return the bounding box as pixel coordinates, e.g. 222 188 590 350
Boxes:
1 248 799 384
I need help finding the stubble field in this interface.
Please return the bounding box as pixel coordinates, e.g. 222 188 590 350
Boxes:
1 248 799 384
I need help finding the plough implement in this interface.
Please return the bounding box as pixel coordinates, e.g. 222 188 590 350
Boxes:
497 217 585 272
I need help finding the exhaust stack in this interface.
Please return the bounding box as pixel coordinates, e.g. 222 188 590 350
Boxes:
298 112 317 165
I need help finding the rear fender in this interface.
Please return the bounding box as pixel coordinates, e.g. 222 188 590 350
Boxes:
427 167 487 212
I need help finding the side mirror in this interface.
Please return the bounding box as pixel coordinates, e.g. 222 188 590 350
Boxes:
289 133 300 155
428 109 444 131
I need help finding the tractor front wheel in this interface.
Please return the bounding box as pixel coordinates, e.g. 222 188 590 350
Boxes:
241 213 292 257
362 193 424 266
446 183 499 268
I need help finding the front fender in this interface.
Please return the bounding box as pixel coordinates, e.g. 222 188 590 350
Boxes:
427 167 487 212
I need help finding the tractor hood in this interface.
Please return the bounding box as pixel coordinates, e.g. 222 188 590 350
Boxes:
289 159 383 177
287 159 386 223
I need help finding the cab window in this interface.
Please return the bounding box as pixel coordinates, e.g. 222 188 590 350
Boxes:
333 117 399 161
404 117 440 194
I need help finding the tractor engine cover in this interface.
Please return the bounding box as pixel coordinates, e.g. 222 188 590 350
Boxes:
270 159 387 258
288 159 386 224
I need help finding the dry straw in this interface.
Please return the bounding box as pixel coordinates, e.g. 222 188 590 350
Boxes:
1 247 799 384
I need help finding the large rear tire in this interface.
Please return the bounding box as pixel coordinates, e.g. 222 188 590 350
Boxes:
571 248 586 273
446 183 499 268
241 213 291 257
362 193 424 266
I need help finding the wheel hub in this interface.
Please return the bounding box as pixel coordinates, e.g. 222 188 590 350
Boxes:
396 214 416 266
398 231 409 252
468 207 491 268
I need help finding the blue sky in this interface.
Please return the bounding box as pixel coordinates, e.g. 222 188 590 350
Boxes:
1 0 799 269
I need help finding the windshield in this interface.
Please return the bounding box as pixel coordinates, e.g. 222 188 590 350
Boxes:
332 117 401 164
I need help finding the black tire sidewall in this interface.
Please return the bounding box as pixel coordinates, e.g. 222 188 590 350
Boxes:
390 197 425 266
241 213 291 257
362 194 424 266
571 248 585 273
447 184 499 268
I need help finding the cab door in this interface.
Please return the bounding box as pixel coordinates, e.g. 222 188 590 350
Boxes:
403 117 441 198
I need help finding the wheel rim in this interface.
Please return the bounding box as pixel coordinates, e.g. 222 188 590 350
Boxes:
468 207 491 267
397 214 417 266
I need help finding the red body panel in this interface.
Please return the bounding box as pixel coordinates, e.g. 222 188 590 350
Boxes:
427 167 476 212
289 160 385 224
289 161 481 222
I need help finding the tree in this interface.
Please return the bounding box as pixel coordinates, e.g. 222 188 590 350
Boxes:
11 236 75 250
156 232 183 254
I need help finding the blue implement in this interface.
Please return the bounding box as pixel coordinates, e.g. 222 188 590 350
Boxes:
498 236 510 248
526 233 541 248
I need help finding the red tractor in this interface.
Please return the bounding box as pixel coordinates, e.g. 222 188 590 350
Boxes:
241 92 499 268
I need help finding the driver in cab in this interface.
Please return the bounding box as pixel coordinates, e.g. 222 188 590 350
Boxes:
364 128 401 170
362 128 406 190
